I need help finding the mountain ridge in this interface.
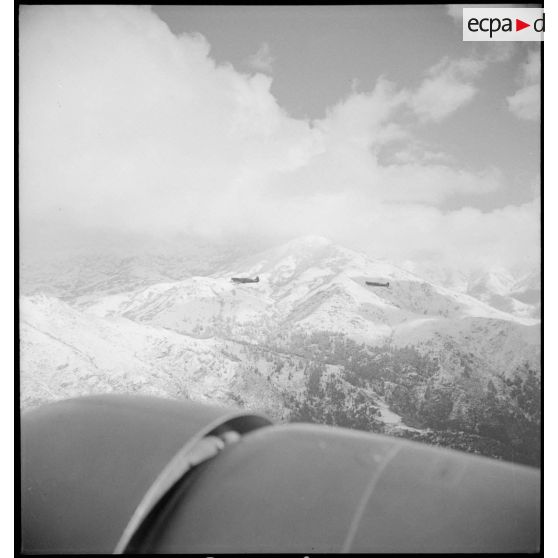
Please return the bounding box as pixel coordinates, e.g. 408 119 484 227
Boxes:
20 236 541 465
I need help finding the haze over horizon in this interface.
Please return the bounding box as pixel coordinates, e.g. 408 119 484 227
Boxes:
20 5 541 276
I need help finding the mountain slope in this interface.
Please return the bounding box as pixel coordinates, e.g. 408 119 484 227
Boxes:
78 236 538 363
21 295 292 417
20 236 541 465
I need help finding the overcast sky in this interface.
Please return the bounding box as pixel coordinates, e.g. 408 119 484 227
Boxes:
20 5 540 273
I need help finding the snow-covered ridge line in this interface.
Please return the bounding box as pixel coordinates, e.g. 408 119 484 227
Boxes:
19 236 541 465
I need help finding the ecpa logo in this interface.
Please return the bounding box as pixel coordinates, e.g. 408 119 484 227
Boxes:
463 8 544 41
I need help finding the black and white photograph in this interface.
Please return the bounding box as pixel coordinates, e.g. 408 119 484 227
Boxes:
19 4 542 554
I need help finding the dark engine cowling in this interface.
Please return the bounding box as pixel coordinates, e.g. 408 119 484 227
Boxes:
21 395 540 554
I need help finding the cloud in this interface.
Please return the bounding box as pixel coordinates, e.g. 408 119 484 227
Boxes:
408 43 515 122
409 56 486 122
336 196 540 273
507 49 540 121
483 42 516 63
246 42 274 73
19 5 539 275
384 143 455 165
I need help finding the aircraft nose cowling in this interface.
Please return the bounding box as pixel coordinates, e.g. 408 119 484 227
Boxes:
21 395 540 554
20 394 272 554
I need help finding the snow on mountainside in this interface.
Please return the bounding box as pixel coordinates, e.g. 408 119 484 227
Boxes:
401 261 540 321
468 268 516 297
391 316 539 379
79 236 537 349
465 269 540 319
512 270 540 294
20 236 541 465
21 295 296 416
509 270 541 309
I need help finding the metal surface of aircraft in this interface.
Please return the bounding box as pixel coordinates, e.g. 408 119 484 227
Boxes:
366 280 390 287
231 276 260 284
21 395 540 554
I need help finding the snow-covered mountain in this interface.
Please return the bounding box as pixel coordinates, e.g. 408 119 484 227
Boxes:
401 261 540 321
20 294 301 418
19 236 541 465
464 269 540 319
74 236 538 370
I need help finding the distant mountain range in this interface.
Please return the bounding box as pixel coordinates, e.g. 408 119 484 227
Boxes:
20 236 541 465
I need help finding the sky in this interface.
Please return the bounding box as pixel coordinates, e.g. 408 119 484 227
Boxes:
19 5 541 274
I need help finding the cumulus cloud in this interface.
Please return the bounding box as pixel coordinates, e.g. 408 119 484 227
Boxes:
336 196 540 273
246 42 274 74
19 5 539 274
409 56 487 122
507 48 540 121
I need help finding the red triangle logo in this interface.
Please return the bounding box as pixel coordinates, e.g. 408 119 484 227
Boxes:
516 19 530 31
